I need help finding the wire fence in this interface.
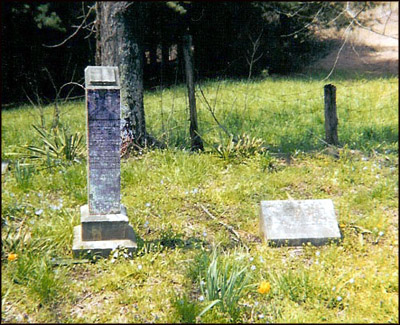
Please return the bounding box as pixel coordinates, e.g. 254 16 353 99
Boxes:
147 78 398 150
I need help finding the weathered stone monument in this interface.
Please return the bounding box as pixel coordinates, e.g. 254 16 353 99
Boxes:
259 199 341 246
72 66 137 258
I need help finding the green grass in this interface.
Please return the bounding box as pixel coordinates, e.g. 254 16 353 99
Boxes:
1 72 398 323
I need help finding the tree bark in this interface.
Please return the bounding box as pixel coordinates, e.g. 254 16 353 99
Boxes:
97 2 162 148
182 33 204 151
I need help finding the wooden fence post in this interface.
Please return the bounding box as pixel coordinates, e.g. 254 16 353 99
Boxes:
324 84 338 145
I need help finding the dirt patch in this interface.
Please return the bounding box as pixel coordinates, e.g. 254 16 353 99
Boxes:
306 3 398 76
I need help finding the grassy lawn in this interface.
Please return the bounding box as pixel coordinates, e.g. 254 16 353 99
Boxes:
1 72 398 323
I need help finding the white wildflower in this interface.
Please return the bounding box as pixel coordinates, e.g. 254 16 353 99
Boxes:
198 295 204 302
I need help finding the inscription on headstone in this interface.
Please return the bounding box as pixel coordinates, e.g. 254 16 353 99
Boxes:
87 89 121 214
259 199 341 246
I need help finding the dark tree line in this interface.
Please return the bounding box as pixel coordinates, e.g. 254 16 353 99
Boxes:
2 1 380 120
3 1 372 106
2 2 95 105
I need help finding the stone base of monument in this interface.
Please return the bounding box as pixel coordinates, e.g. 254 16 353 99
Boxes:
72 204 137 258
259 199 342 247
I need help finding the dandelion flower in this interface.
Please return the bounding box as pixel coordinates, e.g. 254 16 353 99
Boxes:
258 281 271 294
8 253 18 261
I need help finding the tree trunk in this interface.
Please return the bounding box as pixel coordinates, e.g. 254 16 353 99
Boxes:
97 2 162 148
182 33 204 151
161 40 169 84
94 2 102 66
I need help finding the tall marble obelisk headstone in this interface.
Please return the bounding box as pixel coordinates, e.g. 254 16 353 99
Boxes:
73 66 137 258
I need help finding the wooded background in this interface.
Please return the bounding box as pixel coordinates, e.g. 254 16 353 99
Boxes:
2 1 373 106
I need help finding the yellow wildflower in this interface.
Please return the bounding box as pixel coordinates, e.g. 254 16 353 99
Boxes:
8 253 18 261
258 281 271 294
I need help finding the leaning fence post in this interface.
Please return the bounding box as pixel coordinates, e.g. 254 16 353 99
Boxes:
324 84 338 146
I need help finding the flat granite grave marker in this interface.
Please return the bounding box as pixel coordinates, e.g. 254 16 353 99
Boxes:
259 199 341 246
72 66 137 258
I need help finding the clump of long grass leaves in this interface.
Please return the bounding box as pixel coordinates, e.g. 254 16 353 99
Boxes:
13 160 35 190
11 124 85 166
213 133 266 161
198 247 250 321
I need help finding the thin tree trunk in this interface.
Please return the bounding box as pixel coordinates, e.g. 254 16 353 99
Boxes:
94 2 102 66
161 41 169 83
182 33 204 151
